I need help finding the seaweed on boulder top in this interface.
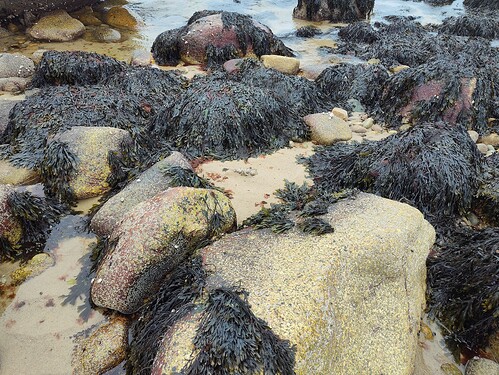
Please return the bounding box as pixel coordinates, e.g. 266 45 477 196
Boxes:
464 0 499 10
151 72 308 160
305 122 482 221
227 58 331 117
151 11 293 67
338 22 380 43
473 153 499 226
2 191 65 260
315 63 389 113
427 226 499 352
294 0 375 22
438 14 499 39
296 25 322 38
1 84 154 169
30 50 126 87
380 45 498 133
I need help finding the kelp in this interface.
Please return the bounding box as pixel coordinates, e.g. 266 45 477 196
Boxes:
40 140 78 204
151 73 307 160
438 14 499 39
427 226 499 352
128 255 295 375
161 165 217 190
298 217 334 236
184 287 295 375
473 153 499 226
30 50 126 87
296 26 322 38
151 11 293 67
295 0 374 22
305 122 482 220
227 58 331 118
464 0 499 10
338 22 380 43
2 191 66 260
315 63 389 113
1 84 154 168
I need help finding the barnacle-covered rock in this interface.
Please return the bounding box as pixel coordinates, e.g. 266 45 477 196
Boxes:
90 151 192 237
130 193 434 374
43 126 132 201
72 317 130 375
0 53 35 79
31 50 126 87
293 0 375 22
151 11 293 66
91 187 236 314
305 122 482 221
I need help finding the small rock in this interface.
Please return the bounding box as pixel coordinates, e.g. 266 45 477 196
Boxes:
351 124 367 134
367 58 381 65
467 130 479 143
420 322 434 340
479 133 499 147
233 168 257 176
31 49 48 64
28 10 85 42
391 65 410 73
0 160 40 185
130 49 151 66
10 253 54 285
388 130 398 135
72 317 129 375
332 107 348 121
441 363 463 375
465 357 499 375
261 55 300 75
103 7 138 29
6 24 17 33
399 124 412 132
476 143 488 154
0 77 29 92
0 53 35 78
362 117 374 129
347 98 365 113
71 6 102 26
372 124 384 133
92 26 121 43
304 112 352 145
223 58 244 74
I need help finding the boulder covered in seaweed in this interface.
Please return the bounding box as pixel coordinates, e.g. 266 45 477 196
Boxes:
90 151 192 237
31 50 126 87
427 227 499 356
129 193 435 374
293 0 375 22
438 14 499 39
464 0 499 10
473 153 499 226
91 187 236 314
305 122 482 221
42 126 133 202
151 11 293 67
152 72 308 160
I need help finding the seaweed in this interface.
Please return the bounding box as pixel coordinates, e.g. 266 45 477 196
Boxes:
298 217 334 236
127 257 207 375
427 227 499 352
151 73 306 160
315 63 389 113
305 122 482 220
161 165 216 190
464 0 499 10
274 180 312 211
206 44 240 69
338 22 379 43
40 140 78 204
296 26 322 38
473 153 499 226
184 287 296 375
0 236 18 261
438 14 499 39
30 50 126 87
295 0 374 22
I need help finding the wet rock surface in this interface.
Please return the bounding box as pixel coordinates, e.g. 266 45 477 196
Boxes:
27 10 86 42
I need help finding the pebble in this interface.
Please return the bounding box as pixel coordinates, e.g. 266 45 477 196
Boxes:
465 357 499 375
391 65 410 73
92 26 121 43
234 168 258 176
399 124 412 132
372 124 383 133
476 143 488 154
467 130 479 143
362 117 374 129
441 363 463 375
388 130 398 135
420 322 434 340
332 107 348 121
351 124 367 134
479 133 499 147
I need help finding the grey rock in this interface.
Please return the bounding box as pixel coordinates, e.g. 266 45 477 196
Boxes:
0 77 29 92
28 10 85 42
90 151 192 237
467 130 479 143
0 53 35 78
351 124 368 133
0 100 18 134
92 26 121 43
465 357 499 375
130 49 151 66
304 112 352 145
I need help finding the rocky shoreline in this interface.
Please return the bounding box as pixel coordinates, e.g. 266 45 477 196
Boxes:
0 0 498 374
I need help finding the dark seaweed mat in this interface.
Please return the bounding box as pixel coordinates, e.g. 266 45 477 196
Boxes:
438 14 499 39
296 0 374 22
184 288 295 375
305 122 482 220
1 191 65 260
380 45 498 133
1 84 153 169
338 22 380 43
30 50 126 87
151 73 307 160
473 153 499 226
427 227 499 351
296 25 322 38
464 0 499 10
151 11 293 66
315 63 389 113
227 59 331 118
